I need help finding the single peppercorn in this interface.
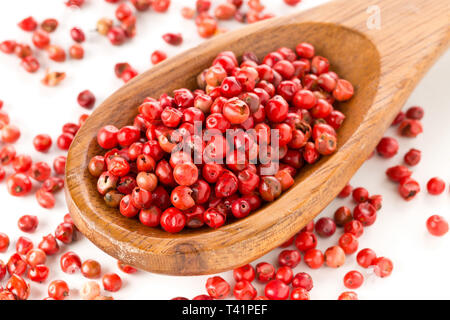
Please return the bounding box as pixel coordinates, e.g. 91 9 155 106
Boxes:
376 137 399 158
426 177 445 195
77 90 96 109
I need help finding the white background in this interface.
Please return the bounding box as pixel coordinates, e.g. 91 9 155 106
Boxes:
0 0 449 300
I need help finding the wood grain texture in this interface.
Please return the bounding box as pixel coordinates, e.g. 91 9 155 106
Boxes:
65 0 450 275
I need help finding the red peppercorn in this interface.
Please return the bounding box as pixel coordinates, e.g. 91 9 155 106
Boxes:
115 3 133 21
18 215 38 233
343 270 364 289
295 231 317 252
16 236 34 255
233 280 257 300
338 233 359 254
18 16 38 31
333 79 354 101
398 177 420 201
334 206 352 227
33 134 52 152
138 205 161 226
42 177 64 193
426 177 445 195
259 176 282 202
266 95 289 123
81 260 101 279
55 223 74 244
291 287 310 300
102 273 122 292
108 27 126 45
0 290 15 300
118 261 138 274
0 40 17 54
151 50 167 65
223 98 250 124
1 124 21 143
357 248 377 268
369 194 383 211
53 156 66 175
338 291 358 300
398 119 423 137
7 173 32 197
69 43 84 59
275 266 294 284
292 272 313 291
152 0 171 12
324 246 345 268
57 132 74 150
160 207 186 233
373 257 393 278
173 162 198 186
38 234 59 255
41 18 58 32
295 42 315 58
60 251 82 274
97 125 119 149
47 45 66 62
338 184 353 198
162 33 183 46
344 220 364 238
255 262 275 282
215 3 237 20
77 90 96 109
392 111 406 126
376 137 399 158
26 249 46 268
15 45 33 60
48 280 69 300
0 260 6 281
386 165 412 182
62 122 80 135
303 249 324 269
233 264 255 282
65 0 84 7
196 0 211 12
205 276 231 299
20 56 40 73
203 207 226 228
27 264 48 283
284 0 302 6
278 249 301 268
35 189 55 209
352 187 369 203
6 275 30 300
29 161 51 182
32 30 50 49
315 217 336 237
7 253 27 276
130 0 152 11
12 155 32 173
405 106 424 120
265 279 290 300
426 215 448 236
353 202 377 226
404 148 421 166
0 233 10 252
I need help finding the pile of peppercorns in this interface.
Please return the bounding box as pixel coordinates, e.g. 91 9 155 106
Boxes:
90 42 355 233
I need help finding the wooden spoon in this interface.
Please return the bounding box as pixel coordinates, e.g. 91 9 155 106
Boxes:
65 0 449 275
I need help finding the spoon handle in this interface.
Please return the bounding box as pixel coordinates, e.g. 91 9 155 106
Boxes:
288 0 450 81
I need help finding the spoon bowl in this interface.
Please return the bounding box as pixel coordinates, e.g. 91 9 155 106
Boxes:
66 0 449 275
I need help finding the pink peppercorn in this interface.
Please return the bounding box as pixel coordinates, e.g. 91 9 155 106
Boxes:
426 177 446 195
376 137 399 158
